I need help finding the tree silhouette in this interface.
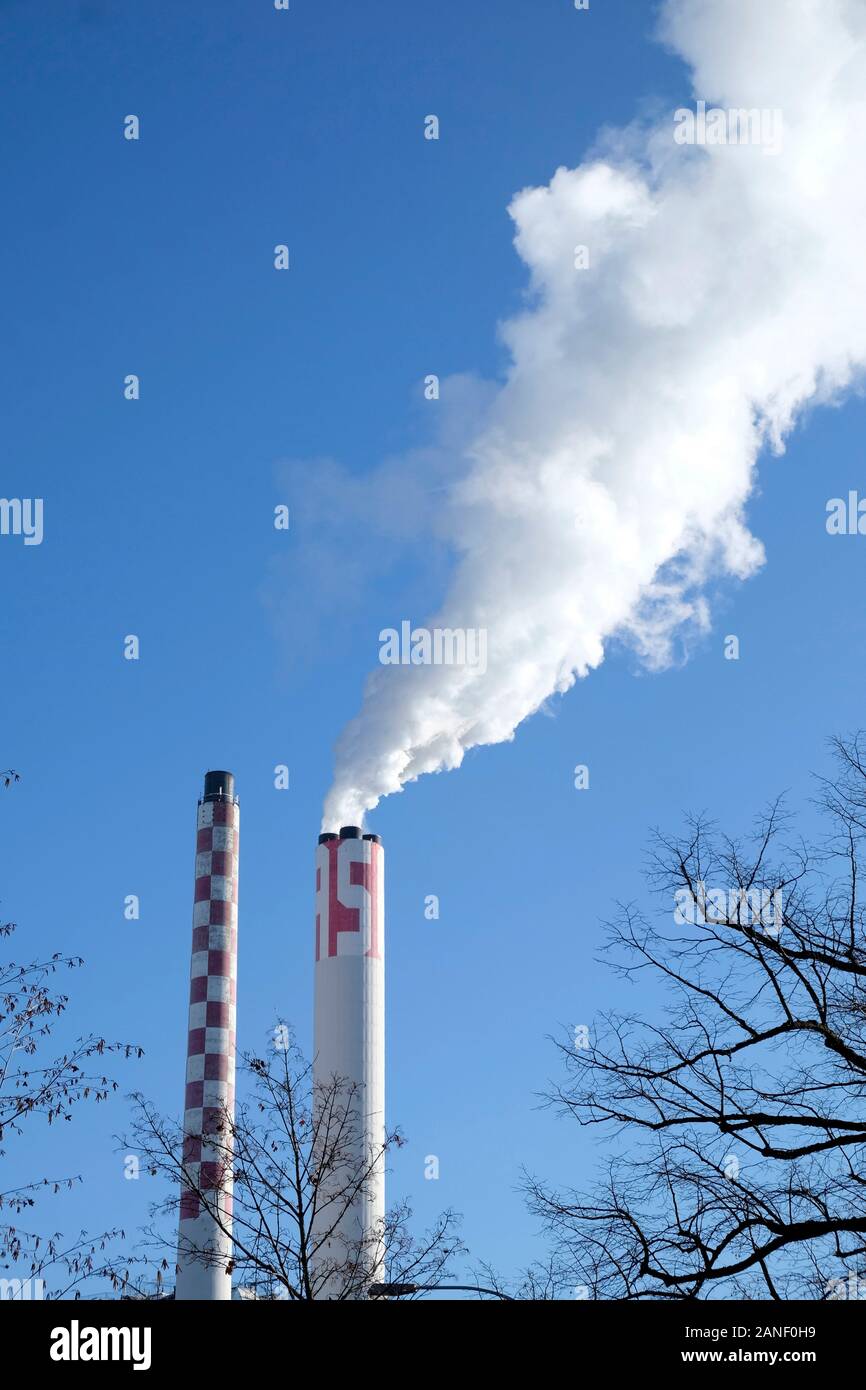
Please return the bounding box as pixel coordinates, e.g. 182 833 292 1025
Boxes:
125 1029 463 1300
527 734 866 1301
0 772 141 1298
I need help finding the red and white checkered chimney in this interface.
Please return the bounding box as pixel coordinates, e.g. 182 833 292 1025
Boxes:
175 771 239 1301
312 825 385 1298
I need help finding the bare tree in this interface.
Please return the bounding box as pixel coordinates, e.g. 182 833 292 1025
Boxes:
0 773 141 1298
526 733 866 1301
471 1254 574 1301
124 1029 464 1300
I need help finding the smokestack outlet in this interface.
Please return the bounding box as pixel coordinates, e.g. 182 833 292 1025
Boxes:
319 827 381 843
202 770 235 802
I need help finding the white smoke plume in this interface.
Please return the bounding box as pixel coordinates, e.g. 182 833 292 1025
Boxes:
323 0 866 830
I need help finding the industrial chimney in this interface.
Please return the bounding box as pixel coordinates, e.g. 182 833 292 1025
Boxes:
312 825 385 1298
175 771 239 1300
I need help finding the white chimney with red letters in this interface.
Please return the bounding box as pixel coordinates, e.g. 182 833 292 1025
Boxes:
311 825 385 1298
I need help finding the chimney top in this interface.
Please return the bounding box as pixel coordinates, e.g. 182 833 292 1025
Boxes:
202 770 235 803
318 826 382 844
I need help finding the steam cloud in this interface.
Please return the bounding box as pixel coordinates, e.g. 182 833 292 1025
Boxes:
323 0 866 829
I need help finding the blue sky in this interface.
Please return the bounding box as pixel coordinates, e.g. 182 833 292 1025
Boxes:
2 0 865 1293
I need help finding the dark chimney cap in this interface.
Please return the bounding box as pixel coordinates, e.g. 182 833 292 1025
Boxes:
339 825 362 839
363 833 381 844
318 832 338 844
203 770 235 802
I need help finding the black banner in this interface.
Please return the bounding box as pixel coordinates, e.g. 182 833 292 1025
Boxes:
3 1296 859 1376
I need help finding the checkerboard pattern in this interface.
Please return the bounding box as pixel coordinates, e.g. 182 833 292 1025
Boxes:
177 795 239 1235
